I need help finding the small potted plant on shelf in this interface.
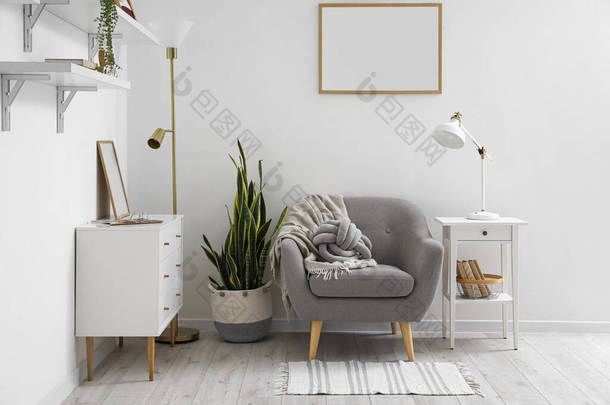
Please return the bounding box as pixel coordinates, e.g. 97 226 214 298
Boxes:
95 0 120 76
202 141 287 343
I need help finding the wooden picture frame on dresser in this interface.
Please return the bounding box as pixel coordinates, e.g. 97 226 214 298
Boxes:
76 215 183 381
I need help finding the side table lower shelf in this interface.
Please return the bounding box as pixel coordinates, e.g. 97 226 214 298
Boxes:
444 292 513 303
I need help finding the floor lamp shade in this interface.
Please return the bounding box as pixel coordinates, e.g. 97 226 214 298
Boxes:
147 20 195 48
147 128 166 149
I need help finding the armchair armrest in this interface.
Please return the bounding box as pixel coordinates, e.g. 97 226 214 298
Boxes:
399 236 443 321
280 239 317 318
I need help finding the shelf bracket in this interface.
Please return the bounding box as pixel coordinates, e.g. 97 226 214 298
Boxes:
87 33 124 62
23 4 47 52
23 0 71 52
1 74 50 132
56 86 97 133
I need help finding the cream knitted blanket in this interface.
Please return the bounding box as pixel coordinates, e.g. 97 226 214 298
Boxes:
270 194 376 317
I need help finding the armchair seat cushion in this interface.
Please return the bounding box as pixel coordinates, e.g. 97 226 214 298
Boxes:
308 265 414 298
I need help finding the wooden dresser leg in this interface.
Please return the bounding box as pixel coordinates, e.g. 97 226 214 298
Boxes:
170 316 177 347
147 337 155 381
309 321 323 360
391 322 398 334
399 322 415 361
86 337 94 381
119 337 123 348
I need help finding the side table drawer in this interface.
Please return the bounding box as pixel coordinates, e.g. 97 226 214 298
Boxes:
454 225 511 241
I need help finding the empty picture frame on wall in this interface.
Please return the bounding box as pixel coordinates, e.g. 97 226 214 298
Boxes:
318 3 442 94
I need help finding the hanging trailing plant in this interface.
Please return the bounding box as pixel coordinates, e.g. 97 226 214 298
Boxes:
95 0 119 70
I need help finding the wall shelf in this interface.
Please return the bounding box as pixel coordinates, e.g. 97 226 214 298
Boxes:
0 62 131 89
1 62 130 133
46 1 160 46
0 0 41 4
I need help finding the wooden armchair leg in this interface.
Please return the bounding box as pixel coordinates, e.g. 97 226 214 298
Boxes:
399 322 415 361
309 321 323 360
391 322 398 334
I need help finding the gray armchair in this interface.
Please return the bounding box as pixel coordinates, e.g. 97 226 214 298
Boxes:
280 197 443 361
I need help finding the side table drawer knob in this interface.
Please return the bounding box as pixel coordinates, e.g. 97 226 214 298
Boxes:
163 307 170 311
163 242 170 246
163 274 169 278
482 230 488 236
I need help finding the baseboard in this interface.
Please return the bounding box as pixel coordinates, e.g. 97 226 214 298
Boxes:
180 318 610 335
38 337 117 405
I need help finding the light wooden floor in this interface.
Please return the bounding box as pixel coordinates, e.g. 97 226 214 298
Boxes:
62 331 610 405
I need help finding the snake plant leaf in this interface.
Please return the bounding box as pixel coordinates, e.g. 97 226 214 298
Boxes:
257 219 272 242
270 207 288 240
237 140 247 178
258 160 263 191
209 276 222 290
247 181 255 207
227 253 240 289
260 194 267 225
251 193 262 229
223 227 231 254
201 245 219 270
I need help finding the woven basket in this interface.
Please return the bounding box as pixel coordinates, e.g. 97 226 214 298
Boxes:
456 274 503 299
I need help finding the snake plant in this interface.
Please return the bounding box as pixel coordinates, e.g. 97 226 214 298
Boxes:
202 141 287 290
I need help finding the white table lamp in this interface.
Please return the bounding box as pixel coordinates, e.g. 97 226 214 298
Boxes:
431 112 500 220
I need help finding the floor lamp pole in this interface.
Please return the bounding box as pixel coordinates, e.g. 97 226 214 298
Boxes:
169 50 177 216
156 46 200 345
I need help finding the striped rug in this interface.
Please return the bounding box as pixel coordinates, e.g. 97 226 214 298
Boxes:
276 360 481 396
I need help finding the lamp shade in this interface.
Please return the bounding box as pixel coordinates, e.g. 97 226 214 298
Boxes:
431 120 465 149
148 128 166 149
147 20 194 48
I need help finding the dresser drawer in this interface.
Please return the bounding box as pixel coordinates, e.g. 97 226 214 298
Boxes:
159 248 182 325
160 250 182 296
454 225 511 241
159 292 182 325
159 220 182 260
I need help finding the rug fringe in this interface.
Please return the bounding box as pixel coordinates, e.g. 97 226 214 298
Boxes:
455 362 484 397
274 362 288 395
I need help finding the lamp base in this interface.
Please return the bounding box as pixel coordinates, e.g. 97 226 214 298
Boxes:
467 210 500 220
156 327 200 344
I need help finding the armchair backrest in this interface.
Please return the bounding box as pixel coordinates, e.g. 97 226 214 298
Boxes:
344 196 431 267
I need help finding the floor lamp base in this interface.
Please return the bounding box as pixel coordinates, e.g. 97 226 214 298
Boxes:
156 326 200 344
467 210 500 220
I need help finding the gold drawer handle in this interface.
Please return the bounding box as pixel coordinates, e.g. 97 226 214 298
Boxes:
176 293 181 296
163 242 170 246
163 307 170 311
176 264 181 267
176 234 182 238
163 274 169 278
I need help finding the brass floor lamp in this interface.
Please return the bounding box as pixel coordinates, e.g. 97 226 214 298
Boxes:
147 20 198 345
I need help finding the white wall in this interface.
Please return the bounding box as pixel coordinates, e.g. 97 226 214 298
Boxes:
0 6 128 405
127 0 610 330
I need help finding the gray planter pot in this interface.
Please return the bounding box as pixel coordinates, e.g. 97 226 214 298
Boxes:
209 281 272 343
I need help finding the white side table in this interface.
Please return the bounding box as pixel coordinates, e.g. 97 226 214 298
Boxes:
435 217 527 350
